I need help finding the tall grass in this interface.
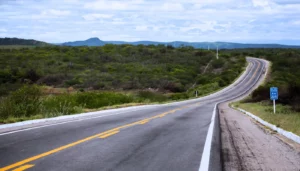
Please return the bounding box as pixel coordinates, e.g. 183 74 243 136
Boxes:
135 91 168 102
0 85 41 120
41 94 83 117
75 92 134 108
0 86 172 122
1 86 216 123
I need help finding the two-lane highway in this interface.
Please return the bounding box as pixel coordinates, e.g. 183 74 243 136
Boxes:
0 57 267 171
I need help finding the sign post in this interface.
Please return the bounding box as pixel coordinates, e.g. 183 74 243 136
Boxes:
195 90 198 97
270 87 278 114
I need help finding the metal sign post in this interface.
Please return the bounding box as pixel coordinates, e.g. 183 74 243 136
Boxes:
273 99 276 114
270 87 278 114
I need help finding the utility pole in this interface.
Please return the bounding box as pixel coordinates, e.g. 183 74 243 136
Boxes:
216 45 219 60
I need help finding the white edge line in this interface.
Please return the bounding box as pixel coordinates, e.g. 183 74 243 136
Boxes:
236 107 300 144
198 103 217 171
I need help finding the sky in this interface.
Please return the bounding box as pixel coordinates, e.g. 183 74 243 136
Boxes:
1 0 300 45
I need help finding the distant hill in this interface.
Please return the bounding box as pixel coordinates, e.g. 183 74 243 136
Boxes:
59 37 300 49
2 37 300 49
0 37 49 46
62 37 105 46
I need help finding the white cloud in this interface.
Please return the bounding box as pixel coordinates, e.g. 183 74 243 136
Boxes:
135 25 148 31
292 20 300 25
252 0 270 8
63 0 80 3
83 13 113 21
0 28 7 32
84 0 134 10
42 9 71 16
1 0 300 44
158 3 184 11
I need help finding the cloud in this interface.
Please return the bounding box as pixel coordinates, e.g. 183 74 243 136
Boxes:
42 9 71 16
83 13 114 21
0 0 299 44
157 3 184 11
84 0 135 10
0 28 7 32
252 0 270 8
135 25 148 31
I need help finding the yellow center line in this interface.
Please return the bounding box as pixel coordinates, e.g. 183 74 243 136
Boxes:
12 164 34 171
99 130 120 139
138 119 150 125
0 103 198 171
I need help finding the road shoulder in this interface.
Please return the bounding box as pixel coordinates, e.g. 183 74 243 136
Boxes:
219 102 300 171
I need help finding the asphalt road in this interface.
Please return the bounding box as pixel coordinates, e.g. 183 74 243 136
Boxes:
0 57 266 171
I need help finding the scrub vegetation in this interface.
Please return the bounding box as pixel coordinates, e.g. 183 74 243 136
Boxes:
0 44 246 123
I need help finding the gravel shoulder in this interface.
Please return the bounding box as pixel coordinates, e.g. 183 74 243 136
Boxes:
220 102 300 171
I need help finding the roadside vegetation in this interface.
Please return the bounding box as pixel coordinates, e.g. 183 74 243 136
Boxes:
228 48 300 135
0 44 246 123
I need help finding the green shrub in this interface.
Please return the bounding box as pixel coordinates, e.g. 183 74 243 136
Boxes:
0 85 41 119
169 93 189 100
136 91 168 102
75 92 134 109
41 94 81 116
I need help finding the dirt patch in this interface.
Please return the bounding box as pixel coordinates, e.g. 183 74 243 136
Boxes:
220 102 300 171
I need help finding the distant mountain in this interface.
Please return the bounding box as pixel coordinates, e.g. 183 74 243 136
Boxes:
0 37 49 46
61 37 105 46
2 37 300 49
59 37 300 49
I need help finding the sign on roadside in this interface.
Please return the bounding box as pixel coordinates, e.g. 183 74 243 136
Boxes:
270 87 278 113
270 87 278 100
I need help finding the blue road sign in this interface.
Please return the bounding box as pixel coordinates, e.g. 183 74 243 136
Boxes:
270 87 278 100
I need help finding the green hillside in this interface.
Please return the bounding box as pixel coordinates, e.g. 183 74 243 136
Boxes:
0 37 49 47
0 45 245 95
0 44 246 122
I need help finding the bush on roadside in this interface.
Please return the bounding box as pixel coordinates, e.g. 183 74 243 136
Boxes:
75 92 134 109
136 91 168 102
0 85 41 119
41 94 82 116
169 93 189 100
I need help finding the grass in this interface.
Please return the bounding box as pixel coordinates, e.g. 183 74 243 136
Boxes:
0 85 170 123
234 101 300 136
0 85 218 124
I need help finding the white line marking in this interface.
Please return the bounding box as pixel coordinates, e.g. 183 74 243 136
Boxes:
198 104 217 171
0 109 142 136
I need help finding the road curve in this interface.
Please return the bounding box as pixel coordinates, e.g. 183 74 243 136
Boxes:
0 57 267 171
